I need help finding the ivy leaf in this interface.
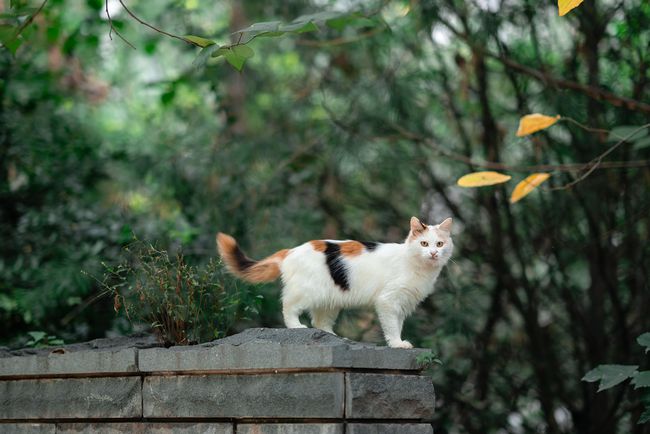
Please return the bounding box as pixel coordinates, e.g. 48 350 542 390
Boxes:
457 171 512 187
516 114 561 137
632 371 650 389
582 364 639 392
192 44 220 68
638 333 650 353
184 35 216 48
558 0 584 16
510 173 551 203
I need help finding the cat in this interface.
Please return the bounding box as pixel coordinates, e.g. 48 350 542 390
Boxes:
216 216 453 348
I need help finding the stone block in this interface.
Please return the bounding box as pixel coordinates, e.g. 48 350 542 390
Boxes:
345 373 435 420
56 423 233 433
0 377 141 419
143 373 344 418
348 424 433 434
139 328 425 372
0 424 55 434
237 424 342 434
0 349 137 378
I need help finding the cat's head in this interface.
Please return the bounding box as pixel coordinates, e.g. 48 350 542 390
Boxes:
405 216 454 266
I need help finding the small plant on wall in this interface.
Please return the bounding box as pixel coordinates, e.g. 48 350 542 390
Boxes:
98 240 261 346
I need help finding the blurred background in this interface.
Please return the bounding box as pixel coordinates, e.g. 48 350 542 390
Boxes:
1 0 649 432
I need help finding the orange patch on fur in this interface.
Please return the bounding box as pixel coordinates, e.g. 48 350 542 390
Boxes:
271 249 290 260
243 249 289 282
217 232 288 283
310 240 327 252
339 241 364 257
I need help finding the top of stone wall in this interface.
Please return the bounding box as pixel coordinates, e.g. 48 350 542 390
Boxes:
0 328 428 377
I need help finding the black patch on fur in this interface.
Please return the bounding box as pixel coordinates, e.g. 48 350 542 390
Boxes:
361 241 380 251
233 244 256 271
324 242 350 291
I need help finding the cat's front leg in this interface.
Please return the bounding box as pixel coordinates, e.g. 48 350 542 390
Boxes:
375 302 413 349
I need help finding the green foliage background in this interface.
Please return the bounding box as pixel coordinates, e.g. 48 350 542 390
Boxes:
1 0 649 433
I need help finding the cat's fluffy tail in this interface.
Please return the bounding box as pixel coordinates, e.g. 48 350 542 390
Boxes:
216 233 289 283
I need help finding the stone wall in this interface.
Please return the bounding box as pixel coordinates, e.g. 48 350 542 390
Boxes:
0 329 435 433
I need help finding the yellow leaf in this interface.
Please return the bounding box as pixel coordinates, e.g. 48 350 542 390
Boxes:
558 0 584 16
516 114 561 137
457 171 512 188
510 173 551 203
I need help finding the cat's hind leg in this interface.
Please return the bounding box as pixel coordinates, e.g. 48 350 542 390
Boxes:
310 308 340 334
282 285 308 328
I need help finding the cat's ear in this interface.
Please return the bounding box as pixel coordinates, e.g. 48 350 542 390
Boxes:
438 217 453 233
410 216 427 234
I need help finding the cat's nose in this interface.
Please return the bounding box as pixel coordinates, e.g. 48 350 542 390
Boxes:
430 251 438 259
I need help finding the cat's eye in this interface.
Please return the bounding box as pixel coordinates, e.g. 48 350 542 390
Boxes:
436 241 444 247
420 241 429 247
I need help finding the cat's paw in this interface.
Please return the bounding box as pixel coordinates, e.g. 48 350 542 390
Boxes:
390 340 414 349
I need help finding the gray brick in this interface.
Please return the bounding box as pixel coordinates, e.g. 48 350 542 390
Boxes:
56 423 233 433
0 349 137 378
143 373 344 418
237 424 342 434
0 377 141 419
348 424 434 434
0 424 55 434
345 374 435 420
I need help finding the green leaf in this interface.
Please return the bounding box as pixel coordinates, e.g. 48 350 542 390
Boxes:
192 44 220 68
607 126 649 142
640 408 650 424
234 20 281 34
184 35 216 48
232 44 254 59
0 24 21 54
210 46 229 58
223 48 246 71
326 14 375 30
280 20 319 33
633 136 650 150
582 364 639 391
255 31 286 38
27 331 46 342
0 24 16 43
638 333 650 352
3 37 21 55
632 371 650 389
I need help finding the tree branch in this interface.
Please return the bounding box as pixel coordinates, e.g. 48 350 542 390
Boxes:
490 53 650 115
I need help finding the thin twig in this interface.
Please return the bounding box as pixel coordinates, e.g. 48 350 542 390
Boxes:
105 0 135 49
561 117 611 136
549 123 650 190
492 53 650 115
11 0 49 41
387 122 650 175
117 0 191 45
435 18 650 115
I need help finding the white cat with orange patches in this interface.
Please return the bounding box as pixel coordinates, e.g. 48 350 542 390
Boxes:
217 216 453 348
